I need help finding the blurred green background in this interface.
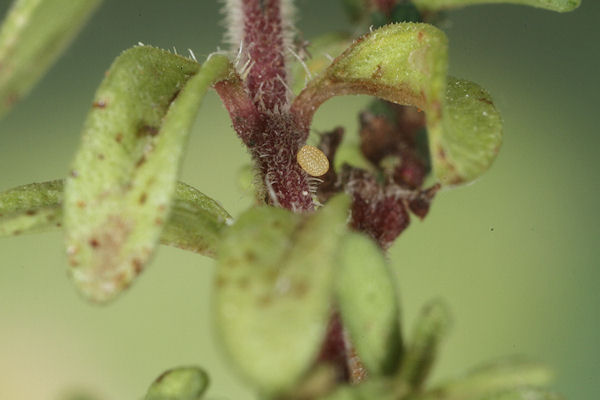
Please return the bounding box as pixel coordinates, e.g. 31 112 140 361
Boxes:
0 0 598 399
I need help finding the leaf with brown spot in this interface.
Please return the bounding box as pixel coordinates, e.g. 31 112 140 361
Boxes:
292 23 503 185
215 195 350 394
1 180 231 259
64 48 232 302
0 0 102 118
0 180 63 236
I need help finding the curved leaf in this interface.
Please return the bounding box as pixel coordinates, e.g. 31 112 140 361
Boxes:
64 47 231 302
412 0 580 13
420 358 554 400
215 195 350 394
0 179 231 256
145 366 209 400
399 299 452 390
434 77 502 184
0 0 102 117
292 23 503 185
160 182 232 257
335 232 402 376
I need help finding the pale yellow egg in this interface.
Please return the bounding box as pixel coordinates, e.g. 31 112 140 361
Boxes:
297 145 329 177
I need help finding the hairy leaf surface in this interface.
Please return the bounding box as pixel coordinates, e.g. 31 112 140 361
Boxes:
64 47 231 302
0 179 230 256
293 23 503 185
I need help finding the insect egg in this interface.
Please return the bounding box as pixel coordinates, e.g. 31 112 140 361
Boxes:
297 145 329 177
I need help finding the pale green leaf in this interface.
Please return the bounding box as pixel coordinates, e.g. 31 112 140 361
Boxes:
64 47 231 302
145 366 209 400
335 232 402 376
160 182 233 257
412 0 580 13
292 23 503 186
434 77 502 184
321 378 407 400
0 179 231 256
419 358 554 400
0 0 102 117
399 299 452 390
0 180 63 236
215 195 350 394
477 387 563 400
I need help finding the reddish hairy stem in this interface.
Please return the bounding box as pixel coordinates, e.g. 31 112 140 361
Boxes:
218 0 314 211
242 0 290 112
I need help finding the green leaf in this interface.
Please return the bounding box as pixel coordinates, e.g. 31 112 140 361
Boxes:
434 77 502 184
159 182 232 257
292 23 503 186
321 378 407 400
0 0 102 118
411 0 580 13
335 232 402 376
64 47 231 302
476 387 563 400
419 358 554 400
215 195 350 394
399 299 452 390
0 180 63 236
0 179 231 256
145 366 209 400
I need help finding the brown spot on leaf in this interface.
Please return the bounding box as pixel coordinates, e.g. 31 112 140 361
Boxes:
97 153 105 160
137 124 160 138
25 210 37 216
139 193 147 204
135 155 146 168
155 217 164 226
479 97 493 105
216 276 228 288
258 294 273 307
115 133 123 143
70 170 79 178
92 100 107 109
245 251 257 263
371 64 383 80
89 238 100 248
13 230 22 235
292 280 309 298
77 201 86 208
132 258 143 275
